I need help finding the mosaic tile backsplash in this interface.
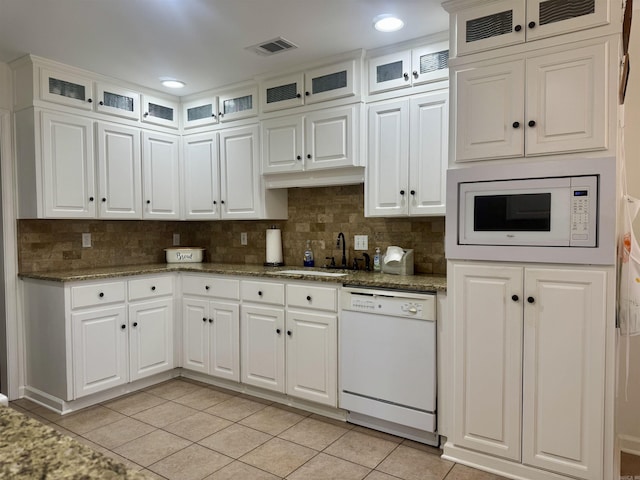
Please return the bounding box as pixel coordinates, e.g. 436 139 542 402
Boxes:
18 185 445 274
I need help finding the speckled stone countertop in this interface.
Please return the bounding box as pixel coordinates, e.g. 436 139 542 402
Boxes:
0 406 147 479
19 263 447 292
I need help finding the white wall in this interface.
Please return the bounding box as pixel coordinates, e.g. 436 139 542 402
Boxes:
618 10 640 452
0 63 11 110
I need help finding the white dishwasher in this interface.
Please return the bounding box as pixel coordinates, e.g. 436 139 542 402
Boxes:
340 286 438 446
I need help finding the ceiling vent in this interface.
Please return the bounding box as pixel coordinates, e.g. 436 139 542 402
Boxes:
246 37 298 56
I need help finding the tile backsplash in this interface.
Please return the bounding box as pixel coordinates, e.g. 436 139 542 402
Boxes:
18 185 445 275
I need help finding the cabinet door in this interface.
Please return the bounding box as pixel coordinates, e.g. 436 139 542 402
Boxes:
96 122 142 219
304 60 357 104
72 305 128 398
40 68 94 110
142 95 179 129
305 105 358 171
454 59 525 162
219 125 261 219
218 86 258 122
209 301 240 382
286 310 337 407
522 268 606 479
241 305 285 393
95 83 140 120
142 131 181 219
368 50 412 94
412 43 450 85
182 297 209 374
451 263 523 461
183 97 218 129
526 0 610 42
261 73 304 112
525 41 607 156
366 99 409 217
129 298 174 382
409 91 448 216
183 133 220 219
261 115 304 174
454 0 526 56
41 111 96 218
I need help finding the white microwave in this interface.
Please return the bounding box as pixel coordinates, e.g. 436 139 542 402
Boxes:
445 157 616 265
459 175 597 247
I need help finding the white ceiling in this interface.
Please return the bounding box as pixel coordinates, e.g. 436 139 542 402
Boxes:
0 0 449 97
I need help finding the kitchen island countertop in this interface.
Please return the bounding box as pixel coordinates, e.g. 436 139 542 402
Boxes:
0 406 147 479
19 263 447 292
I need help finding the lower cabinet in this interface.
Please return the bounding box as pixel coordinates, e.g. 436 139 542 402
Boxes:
449 262 608 480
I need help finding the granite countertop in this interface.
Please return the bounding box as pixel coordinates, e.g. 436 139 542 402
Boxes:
0 406 147 479
19 263 447 292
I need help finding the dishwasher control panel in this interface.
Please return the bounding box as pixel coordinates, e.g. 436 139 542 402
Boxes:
342 288 436 321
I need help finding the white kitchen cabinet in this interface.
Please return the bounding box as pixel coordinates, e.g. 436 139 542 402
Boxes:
40 67 94 110
450 262 607 480
218 85 258 122
453 39 607 162
142 130 181 219
182 274 241 382
261 59 357 112
262 104 360 174
366 90 448 217
142 94 179 129
368 42 449 94
445 0 610 57
182 96 219 129
182 133 220 219
95 83 140 120
72 305 128 398
96 122 142 219
41 110 97 218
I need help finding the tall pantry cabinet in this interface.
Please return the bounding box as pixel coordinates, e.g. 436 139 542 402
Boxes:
441 1 621 480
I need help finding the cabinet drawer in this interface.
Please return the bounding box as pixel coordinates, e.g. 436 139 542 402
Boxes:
287 284 338 312
128 275 173 301
71 281 126 309
241 280 285 305
182 274 240 300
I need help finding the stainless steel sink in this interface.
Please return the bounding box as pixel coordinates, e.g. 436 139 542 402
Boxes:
270 269 348 277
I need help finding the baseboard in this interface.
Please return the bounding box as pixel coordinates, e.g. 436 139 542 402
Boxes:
620 434 640 456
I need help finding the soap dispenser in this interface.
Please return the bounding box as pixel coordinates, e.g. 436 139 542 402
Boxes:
373 247 381 272
303 240 314 267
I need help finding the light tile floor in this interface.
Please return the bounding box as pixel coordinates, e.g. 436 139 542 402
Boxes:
10 378 508 480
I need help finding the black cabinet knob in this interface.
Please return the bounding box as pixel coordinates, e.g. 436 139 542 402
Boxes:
219 112 224 117
213 200 217 205
296 155 302 160
403 72 409 81
202 317 207 322
87 98 93 103
306 295 311 301
98 292 104 298
133 322 138 327
101 197 106 202
276 328 281 334
99 101 104 106
528 120 536 127
513 121 520 128
151 286 156 291
221 200 225 204
287 330 292 336
143 112 149 117
209 318 213 323
528 21 536 29
211 113 216 118
512 294 519 302
296 93 301 98
258 291 263 296
205 285 210 290
307 154 312 159
527 296 535 304
305 91 310 96
89 196 94 202
514 24 522 32
121 324 126 330
412 71 418 79
400 190 405 195
410 190 416 195
146 200 151 204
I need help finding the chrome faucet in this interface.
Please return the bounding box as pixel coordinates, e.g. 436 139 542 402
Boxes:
337 232 347 268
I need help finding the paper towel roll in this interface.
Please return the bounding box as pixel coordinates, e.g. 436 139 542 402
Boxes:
265 228 284 265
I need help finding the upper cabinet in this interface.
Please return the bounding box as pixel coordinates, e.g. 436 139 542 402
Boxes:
260 59 358 113
444 0 611 57
40 68 95 110
142 131 181 219
182 96 218 129
218 85 258 122
368 42 449 95
95 83 140 120
142 94 180 129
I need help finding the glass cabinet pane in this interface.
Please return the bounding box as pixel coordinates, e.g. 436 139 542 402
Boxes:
223 94 253 115
377 61 404 83
49 77 86 101
148 102 174 121
312 70 347 94
103 91 134 112
266 83 298 105
187 104 213 122
538 0 595 26
419 50 449 75
466 10 514 43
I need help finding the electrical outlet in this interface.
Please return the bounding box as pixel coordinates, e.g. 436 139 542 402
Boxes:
173 233 180 246
354 235 368 250
82 233 91 248
241 232 248 245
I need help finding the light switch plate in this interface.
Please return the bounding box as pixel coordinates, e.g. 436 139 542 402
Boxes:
354 235 368 250
82 233 91 248
241 232 248 245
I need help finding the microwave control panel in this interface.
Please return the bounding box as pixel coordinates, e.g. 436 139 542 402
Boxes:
570 176 597 247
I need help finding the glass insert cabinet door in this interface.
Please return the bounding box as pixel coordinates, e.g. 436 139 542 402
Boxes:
96 83 140 120
142 95 179 129
218 86 258 122
40 68 94 110
182 97 218 129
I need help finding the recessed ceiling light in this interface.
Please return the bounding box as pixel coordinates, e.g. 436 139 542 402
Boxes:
160 79 186 89
373 14 404 32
